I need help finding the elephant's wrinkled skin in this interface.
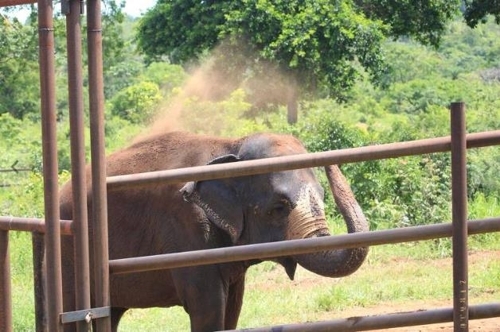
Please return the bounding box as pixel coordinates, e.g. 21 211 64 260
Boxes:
56 131 368 332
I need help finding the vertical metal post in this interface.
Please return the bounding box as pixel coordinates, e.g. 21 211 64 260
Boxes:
0 230 13 332
38 0 63 331
32 232 46 332
450 102 468 331
87 0 111 330
66 0 91 331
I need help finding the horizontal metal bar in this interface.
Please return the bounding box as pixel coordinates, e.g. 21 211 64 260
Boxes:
0 216 73 235
106 130 500 190
60 306 110 324
222 302 500 332
109 217 500 275
0 0 36 7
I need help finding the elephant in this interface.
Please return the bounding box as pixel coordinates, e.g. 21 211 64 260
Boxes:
52 131 368 332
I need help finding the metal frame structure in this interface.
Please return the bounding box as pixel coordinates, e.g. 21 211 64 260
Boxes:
0 1 500 331
1 0 110 331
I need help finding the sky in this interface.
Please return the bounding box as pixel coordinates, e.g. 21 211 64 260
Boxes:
123 0 156 17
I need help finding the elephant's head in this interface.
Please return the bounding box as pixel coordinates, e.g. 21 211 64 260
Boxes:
180 133 369 280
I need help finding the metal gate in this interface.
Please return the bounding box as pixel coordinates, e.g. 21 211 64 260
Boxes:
1 1 500 331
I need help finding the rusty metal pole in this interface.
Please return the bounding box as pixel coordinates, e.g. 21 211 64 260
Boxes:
0 230 12 332
225 303 500 332
38 0 63 330
450 102 468 331
86 0 111 330
65 0 91 331
32 232 46 332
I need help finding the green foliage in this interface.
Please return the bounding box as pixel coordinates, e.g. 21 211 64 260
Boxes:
0 113 42 185
100 0 127 68
358 0 460 47
140 62 188 95
1 171 70 217
110 81 162 124
0 15 39 119
378 151 449 229
0 113 23 140
225 0 388 99
137 0 389 101
136 0 227 64
135 1 477 104
0 2 128 122
9 232 36 332
104 59 144 98
2 172 45 217
464 0 500 27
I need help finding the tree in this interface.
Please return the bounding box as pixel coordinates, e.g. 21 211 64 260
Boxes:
353 0 459 47
0 14 40 119
0 1 127 121
136 0 460 122
463 0 500 27
136 1 386 122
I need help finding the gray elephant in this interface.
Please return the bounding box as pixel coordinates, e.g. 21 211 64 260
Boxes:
56 131 368 332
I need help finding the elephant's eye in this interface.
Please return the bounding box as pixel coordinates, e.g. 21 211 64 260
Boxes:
268 199 290 217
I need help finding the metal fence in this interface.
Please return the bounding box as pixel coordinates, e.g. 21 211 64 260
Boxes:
1 1 500 332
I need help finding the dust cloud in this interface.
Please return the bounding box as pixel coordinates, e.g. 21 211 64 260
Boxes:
137 59 227 141
134 43 297 142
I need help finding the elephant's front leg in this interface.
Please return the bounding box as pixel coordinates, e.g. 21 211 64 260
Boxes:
173 266 229 332
225 275 245 329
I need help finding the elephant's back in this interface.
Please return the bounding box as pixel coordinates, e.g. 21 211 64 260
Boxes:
59 131 236 222
106 131 237 176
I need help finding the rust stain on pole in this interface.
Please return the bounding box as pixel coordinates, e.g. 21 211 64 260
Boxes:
66 0 91 330
86 0 111 330
0 230 13 332
451 102 468 331
38 0 63 330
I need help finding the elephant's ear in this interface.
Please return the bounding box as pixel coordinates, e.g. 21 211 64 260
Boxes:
180 154 243 244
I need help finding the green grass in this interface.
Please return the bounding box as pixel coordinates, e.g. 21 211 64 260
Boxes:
9 232 36 332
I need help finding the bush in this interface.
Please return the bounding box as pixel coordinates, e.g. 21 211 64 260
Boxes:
111 81 162 124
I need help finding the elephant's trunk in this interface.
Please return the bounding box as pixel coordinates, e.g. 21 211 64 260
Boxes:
291 165 369 278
